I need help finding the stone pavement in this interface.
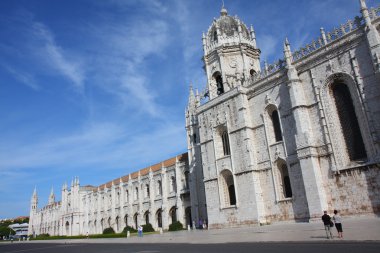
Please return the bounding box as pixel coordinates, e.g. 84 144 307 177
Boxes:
16 216 380 244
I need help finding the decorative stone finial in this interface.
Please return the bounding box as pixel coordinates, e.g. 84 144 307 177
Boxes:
220 0 227 16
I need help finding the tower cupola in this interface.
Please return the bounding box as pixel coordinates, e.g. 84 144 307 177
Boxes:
202 5 261 100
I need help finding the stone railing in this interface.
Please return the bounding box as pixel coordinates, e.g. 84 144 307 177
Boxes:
205 34 254 54
369 6 380 20
292 16 364 61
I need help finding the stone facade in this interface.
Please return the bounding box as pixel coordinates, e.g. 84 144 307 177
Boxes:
185 1 380 228
28 153 201 236
30 1 380 235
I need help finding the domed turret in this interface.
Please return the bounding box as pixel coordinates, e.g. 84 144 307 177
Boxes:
202 5 261 100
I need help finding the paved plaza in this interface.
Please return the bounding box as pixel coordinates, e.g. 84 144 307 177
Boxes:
4 216 380 245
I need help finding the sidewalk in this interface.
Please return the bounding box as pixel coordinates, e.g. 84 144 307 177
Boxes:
16 216 380 244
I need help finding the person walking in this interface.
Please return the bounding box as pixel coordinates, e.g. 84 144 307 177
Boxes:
322 211 334 239
137 225 143 237
333 209 343 238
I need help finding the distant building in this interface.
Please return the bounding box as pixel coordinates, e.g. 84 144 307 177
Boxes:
9 223 28 238
28 153 206 236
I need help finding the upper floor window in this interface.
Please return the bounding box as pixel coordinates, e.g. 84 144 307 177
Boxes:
271 110 282 142
331 82 366 161
213 72 224 95
134 187 139 200
157 180 162 196
221 131 231 156
125 189 129 203
184 171 190 189
170 176 176 193
145 184 150 198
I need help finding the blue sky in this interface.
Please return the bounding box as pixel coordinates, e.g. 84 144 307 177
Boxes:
0 0 376 219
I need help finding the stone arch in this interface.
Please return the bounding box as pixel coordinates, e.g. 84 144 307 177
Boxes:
156 208 163 228
275 158 292 199
265 103 283 143
65 221 70 236
215 125 231 158
133 213 138 229
169 206 177 224
185 206 192 227
219 169 236 207
144 210 150 225
320 72 372 168
213 71 224 95
115 216 120 232
124 214 128 227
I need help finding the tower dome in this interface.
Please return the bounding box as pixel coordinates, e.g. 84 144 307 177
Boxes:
207 6 251 45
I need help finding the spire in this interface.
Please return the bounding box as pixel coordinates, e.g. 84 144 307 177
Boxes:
360 0 372 26
48 187 55 205
220 0 227 16
32 186 38 201
283 38 293 66
188 84 196 108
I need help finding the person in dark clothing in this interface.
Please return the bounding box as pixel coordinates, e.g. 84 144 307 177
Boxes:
322 211 333 239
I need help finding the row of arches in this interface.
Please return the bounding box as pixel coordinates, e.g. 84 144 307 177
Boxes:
83 206 181 234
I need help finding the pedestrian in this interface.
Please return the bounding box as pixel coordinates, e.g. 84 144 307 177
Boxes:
333 209 343 238
137 225 143 237
322 210 334 239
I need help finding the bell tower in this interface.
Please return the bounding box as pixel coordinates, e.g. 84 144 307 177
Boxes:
202 5 261 99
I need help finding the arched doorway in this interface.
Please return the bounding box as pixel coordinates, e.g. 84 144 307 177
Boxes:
133 213 138 229
169 207 177 224
185 207 192 228
144 211 150 225
65 221 70 236
156 209 162 228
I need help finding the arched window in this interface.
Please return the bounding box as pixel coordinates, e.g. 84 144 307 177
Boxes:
331 82 367 161
169 207 177 223
157 180 162 196
115 216 120 231
193 133 197 143
144 211 150 225
170 176 176 193
213 30 218 42
65 221 70 236
135 187 139 200
133 213 138 229
221 131 231 156
108 217 111 227
100 218 104 231
125 189 129 203
145 184 150 198
124 214 128 227
278 163 292 198
184 171 190 189
271 110 282 142
220 170 236 206
156 209 163 228
250 69 256 76
213 72 224 95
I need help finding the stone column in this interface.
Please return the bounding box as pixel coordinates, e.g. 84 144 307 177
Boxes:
284 39 328 220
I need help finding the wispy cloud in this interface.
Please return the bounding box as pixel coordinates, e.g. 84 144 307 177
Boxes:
31 22 85 90
1 62 39 90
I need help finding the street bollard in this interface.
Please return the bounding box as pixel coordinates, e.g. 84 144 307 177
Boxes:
187 225 191 231
159 228 163 234
127 231 130 238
